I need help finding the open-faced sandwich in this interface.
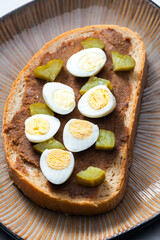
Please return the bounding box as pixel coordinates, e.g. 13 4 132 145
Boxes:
3 25 147 215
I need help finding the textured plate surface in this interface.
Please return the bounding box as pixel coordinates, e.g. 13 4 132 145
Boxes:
0 0 160 239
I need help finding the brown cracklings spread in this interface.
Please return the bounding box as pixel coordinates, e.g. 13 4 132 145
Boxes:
4 28 131 198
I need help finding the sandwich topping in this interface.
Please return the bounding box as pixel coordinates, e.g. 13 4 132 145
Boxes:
26 117 50 135
4 28 132 197
46 149 71 170
66 48 107 77
69 120 93 139
40 149 74 185
88 88 109 110
63 119 99 152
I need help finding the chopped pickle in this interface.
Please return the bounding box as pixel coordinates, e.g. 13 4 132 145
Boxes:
81 38 105 50
111 51 136 71
34 59 63 81
76 166 105 187
95 129 115 150
80 76 112 95
30 103 54 116
33 138 65 154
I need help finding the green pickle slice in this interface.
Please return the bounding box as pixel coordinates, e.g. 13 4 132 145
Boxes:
95 130 115 150
33 138 65 154
76 166 105 187
30 103 54 116
80 76 112 95
34 59 63 81
111 51 136 71
81 38 105 49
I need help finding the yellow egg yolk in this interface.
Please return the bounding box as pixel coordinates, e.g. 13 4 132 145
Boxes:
88 89 109 110
26 117 49 135
79 53 105 72
47 149 71 169
69 120 93 139
52 89 75 109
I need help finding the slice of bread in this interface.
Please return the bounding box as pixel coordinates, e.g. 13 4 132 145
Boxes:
3 25 147 215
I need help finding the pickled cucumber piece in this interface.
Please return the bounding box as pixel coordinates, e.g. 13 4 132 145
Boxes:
111 51 136 71
34 59 63 81
30 103 54 116
95 130 115 150
33 138 65 153
80 76 112 95
81 38 105 50
76 166 105 187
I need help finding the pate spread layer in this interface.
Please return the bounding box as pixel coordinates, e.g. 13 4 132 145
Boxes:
4 28 131 198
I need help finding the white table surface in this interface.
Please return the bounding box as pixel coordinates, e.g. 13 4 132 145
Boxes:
0 0 160 240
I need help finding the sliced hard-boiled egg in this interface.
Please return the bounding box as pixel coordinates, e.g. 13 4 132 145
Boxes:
40 149 74 184
25 114 60 143
78 85 116 118
43 82 76 115
63 119 99 152
66 48 107 77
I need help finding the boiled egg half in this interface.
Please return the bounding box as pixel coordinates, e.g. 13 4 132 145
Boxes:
40 149 74 184
25 114 60 143
66 48 107 77
43 82 76 115
63 119 99 152
78 85 116 118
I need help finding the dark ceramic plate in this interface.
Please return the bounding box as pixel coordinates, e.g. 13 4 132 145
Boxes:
0 0 159 239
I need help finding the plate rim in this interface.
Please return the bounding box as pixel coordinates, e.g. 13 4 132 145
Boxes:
1 213 160 240
0 0 159 239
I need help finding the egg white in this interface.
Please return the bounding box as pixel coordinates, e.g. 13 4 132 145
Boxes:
43 82 76 115
78 85 116 118
25 114 60 143
63 119 99 152
66 48 107 77
40 149 75 184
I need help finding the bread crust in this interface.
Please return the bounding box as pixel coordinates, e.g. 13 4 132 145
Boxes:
3 25 147 215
